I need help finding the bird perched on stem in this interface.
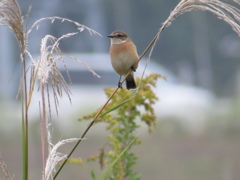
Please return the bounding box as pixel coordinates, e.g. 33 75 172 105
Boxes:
108 30 139 89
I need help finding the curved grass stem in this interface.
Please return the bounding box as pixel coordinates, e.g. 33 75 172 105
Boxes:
53 27 162 180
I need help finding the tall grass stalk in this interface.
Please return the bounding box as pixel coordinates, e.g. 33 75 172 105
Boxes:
0 0 28 179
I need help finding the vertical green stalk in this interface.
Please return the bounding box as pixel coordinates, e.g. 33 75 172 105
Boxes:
21 88 27 180
22 53 28 180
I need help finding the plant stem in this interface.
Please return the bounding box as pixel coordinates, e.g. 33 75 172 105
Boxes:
22 52 29 180
41 83 46 179
53 28 162 179
22 88 27 180
53 87 120 179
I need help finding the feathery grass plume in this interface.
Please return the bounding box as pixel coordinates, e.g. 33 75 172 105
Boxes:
150 0 240 54
0 154 13 180
0 0 26 55
233 0 240 6
31 32 100 120
44 138 80 180
32 33 74 115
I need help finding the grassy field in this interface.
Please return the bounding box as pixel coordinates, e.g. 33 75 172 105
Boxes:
1 112 240 180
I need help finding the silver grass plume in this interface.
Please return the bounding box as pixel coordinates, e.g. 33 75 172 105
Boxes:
0 0 26 58
158 0 240 41
147 0 240 77
44 138 80 180
31 32 100 118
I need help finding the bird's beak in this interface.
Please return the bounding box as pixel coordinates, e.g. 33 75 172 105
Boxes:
107 35 113 38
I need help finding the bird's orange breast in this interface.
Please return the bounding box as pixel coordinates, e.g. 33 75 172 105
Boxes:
110 41 139 75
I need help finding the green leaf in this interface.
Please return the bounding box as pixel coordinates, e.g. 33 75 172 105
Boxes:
91 169 96 180
97 135 138 180
100 96 135 117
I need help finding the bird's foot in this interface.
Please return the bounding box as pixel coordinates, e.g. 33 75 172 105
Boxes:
131 65 136 72
118 82 123 89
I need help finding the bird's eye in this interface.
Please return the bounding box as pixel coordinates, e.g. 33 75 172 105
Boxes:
117 34 122 38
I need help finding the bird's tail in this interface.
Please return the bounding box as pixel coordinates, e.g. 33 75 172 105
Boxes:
126 73 136 90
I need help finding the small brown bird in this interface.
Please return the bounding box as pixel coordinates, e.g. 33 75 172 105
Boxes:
108 30 139 89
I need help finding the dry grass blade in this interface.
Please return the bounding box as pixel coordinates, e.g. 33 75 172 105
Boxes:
27 16 101 37
231 0 240 6
160 0 240 41
0 154 13 180
67 55 101 78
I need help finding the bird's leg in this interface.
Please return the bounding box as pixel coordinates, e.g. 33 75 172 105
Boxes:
130 65 136 72
118 76 123 88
